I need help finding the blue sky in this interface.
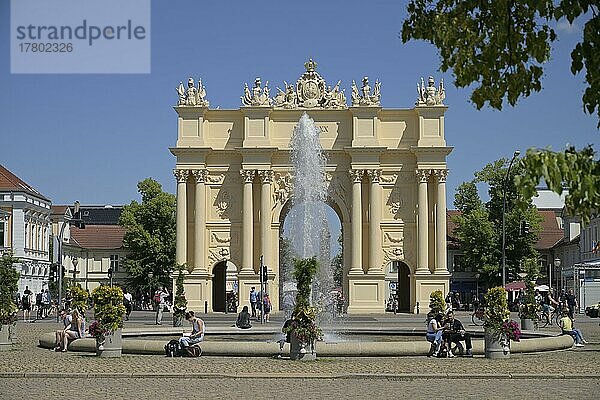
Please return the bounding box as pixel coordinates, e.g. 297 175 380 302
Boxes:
0 0 598 210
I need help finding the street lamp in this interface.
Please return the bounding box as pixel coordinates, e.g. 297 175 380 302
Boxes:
502 150 521 287
71 256 79 283
553 257 561 292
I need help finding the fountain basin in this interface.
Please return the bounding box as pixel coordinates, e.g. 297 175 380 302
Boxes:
38 328 573 357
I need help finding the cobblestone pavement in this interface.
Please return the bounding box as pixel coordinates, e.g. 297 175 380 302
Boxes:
1 313 599 399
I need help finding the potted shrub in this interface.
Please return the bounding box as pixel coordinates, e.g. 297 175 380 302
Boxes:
68 285 89 315
429 290 446 314
483 286 520 358
518 258 540 330
0 253 19 350
173 265 187 327
283 257 323 360
90 285 126 357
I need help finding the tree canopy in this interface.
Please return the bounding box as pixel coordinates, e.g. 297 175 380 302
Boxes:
402 0 600 126
452 159 542 287
517 145 600 225
119 178 176 294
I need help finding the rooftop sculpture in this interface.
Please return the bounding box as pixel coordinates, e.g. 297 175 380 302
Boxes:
416 76 445 106
176 77 209 107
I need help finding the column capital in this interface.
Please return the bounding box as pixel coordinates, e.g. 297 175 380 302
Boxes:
240 169 256 183
349 169 364 183
366 169 382 183
191 169 208 183
173 169 190 183
257 170 274 183
432 169 448 183
415 169 430 183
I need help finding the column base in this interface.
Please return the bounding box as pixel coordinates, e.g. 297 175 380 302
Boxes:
346 274 385 313
412 274 449 314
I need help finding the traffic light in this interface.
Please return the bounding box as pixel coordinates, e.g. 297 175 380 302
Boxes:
260 265 268 283
49 263 57 281
108 266 113 279
520 220 530 236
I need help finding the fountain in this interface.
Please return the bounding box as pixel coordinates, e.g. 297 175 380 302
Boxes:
282 113 338 333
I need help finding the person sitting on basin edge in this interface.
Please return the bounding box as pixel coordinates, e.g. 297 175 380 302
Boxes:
559 310 586 347
443 310 473 357
426 312 446 357
236 305 252 329
179 310 205 348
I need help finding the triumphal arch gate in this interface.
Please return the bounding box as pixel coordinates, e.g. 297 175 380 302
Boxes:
170 60 451 314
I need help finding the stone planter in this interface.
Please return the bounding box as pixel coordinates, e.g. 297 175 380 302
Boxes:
0 324 14 351
484 329 510 359
289 333 316 361
96 328 122 358
520 318 536 331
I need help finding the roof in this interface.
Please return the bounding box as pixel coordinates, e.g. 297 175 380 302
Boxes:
534 210 563 250
51 205 70 217
69 225 126 250
54 205 123 225
0 164 50 202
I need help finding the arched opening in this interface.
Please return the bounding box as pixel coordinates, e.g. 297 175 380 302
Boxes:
396 261 411 313
212 261 226 312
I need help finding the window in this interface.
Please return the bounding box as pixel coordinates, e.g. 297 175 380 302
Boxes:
0 221 4 247
110 255 119 272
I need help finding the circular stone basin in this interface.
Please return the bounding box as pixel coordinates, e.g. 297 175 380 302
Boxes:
38 328 575 357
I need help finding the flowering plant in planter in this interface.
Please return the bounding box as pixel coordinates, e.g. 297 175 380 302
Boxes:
88 320 107 339
283 257 323 346
0 253 19 326
91 285 126 337
500 320 521 342
483 286 510 332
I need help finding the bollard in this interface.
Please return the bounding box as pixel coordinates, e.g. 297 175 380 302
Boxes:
204 301 208 314
416 301 420 315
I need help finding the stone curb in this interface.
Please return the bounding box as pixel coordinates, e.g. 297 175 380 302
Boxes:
1 372 598 380
38 332 574 357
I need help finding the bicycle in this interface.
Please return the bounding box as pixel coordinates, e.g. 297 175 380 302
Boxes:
471 306 485 326
537 307 561 328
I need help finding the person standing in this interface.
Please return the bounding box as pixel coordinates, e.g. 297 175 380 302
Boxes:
263 293 272 323
566 289 578 320
42 289 51 319
22 286 32 322
123 289 133 321
154 287 169 325
249 287 258 318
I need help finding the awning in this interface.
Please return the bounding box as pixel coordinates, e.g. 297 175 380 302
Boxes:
504 281 526 291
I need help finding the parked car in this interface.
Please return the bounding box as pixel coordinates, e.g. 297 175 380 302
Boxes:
585 302 600 318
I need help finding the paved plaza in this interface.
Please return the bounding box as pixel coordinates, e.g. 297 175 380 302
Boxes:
1 311 599 399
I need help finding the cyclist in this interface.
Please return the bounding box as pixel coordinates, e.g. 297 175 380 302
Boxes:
541 290 560 322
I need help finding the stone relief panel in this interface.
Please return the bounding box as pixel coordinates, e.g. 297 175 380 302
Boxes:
326 172 351 216
272 172 293 208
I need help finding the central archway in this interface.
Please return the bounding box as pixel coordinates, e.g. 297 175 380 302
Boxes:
397 261 411 313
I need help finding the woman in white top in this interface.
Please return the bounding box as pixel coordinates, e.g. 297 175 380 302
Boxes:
179 310 205 347
426 312 446 356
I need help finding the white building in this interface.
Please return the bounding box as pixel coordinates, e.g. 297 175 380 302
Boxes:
0 164 52 294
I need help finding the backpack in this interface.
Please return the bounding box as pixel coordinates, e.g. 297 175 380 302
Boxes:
22 294 30 307
164 339 182 357
183 345 202 357
36 292 43 304
153 292 161 303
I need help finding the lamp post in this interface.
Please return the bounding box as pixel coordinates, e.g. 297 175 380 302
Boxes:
474 273 480 301
501 150 521 287
71 256 79 283
553 257 561 292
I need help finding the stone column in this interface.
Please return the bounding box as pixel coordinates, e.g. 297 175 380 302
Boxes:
258 170 273 271
434 169 449 274
416 169 430 274
174 169 189 266
240 169 255 273
367 169 383 274
192 169 207 273
349 169 364 274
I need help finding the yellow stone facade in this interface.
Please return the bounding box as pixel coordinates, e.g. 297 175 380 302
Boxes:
170 64 452 313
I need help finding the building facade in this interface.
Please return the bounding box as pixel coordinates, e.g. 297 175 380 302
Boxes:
0 164 52 294
171 61 452 313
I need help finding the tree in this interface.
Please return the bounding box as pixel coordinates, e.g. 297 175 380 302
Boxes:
452 160 542 286
402 0 600 126
517 145 600 225
331 234 344 288
119 178 176 294
0 253 20 325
